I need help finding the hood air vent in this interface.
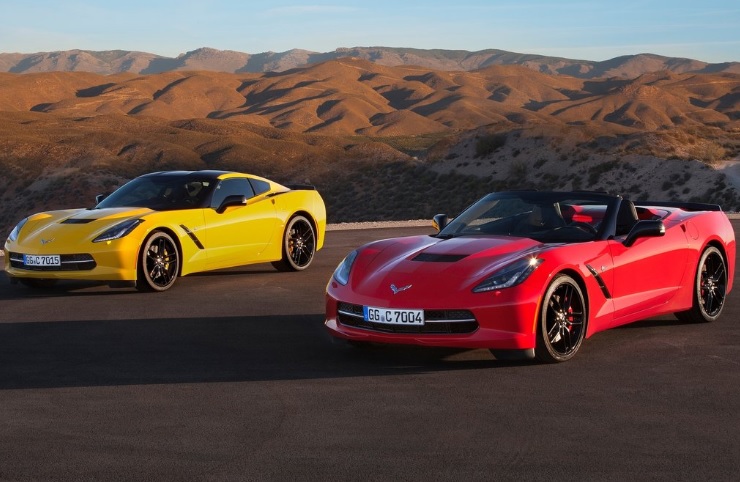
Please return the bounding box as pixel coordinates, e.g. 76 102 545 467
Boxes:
412 253 468 263
61 218 96 224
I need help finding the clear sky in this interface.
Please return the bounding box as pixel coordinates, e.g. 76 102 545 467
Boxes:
1 0 738 63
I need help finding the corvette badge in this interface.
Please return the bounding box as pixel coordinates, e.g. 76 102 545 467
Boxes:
390 283 412 295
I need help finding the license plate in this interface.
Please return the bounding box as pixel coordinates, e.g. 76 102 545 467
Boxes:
23 254 61 267
363 306 424 325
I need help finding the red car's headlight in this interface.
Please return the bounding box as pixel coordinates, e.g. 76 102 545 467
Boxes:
473 257 544 292
332 250 358 286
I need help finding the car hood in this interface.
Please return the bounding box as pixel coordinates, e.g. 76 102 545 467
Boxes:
13 207 153 248
349 234 551 296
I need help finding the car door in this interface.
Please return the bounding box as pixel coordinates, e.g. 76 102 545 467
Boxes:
607 221 690 326
203 177 278 270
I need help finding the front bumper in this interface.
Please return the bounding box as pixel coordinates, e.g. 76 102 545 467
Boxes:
4 239 139 282
325 284 540 350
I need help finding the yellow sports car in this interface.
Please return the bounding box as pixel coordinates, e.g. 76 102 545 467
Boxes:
4 170 326 292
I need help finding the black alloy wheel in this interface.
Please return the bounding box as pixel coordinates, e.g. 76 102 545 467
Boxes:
272 215 316 271
676 246 727 323
137 231 179 292
535 274 587 363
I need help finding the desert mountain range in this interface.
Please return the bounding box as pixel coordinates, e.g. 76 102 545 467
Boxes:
1 59 737 135
1 47 739 78
0 56 738 237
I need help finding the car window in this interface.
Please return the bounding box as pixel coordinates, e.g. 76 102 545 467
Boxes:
249 178 271 196
96 176 213 211
210 178 256 209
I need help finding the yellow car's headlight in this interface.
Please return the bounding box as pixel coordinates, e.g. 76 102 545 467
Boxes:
93 219 144 243
8 217 29 242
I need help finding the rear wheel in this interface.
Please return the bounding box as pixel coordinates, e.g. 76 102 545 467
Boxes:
136 231 179 292
535 274 587 363
675 246 727 323
272 215 316 272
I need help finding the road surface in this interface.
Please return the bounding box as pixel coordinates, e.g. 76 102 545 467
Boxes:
1 225 738 480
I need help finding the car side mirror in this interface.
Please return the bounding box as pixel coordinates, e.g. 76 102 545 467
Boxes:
624 220 665 247
95 193 109 204
216 195 247 214
432 214 448 232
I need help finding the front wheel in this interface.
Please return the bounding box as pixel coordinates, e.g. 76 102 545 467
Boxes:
272 215 316 272
535 274 587 363
675 246 727 323
136 231 179 292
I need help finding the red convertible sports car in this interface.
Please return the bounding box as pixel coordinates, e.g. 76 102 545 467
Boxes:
325 191 735 362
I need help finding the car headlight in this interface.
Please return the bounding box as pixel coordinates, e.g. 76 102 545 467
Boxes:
332 250 358 285
93 219 144 243
8 217 29 242
473 257 544 292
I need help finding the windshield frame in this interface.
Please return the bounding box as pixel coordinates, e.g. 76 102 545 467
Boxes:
94 172 219 211
438 191 621 243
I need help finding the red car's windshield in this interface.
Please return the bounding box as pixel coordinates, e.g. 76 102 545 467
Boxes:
439 192 616 243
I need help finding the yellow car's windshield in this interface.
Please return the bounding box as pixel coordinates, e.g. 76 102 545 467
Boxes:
96 175 215 211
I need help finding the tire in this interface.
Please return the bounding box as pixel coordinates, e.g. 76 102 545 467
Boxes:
136 231 179 292
272 215 316 272
675 246 727 323
535 274 587 363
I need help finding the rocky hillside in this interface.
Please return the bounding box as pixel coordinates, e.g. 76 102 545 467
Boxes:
1 47 738 78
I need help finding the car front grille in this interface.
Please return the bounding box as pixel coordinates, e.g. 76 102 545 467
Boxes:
8 252 97 271
337 302 478 334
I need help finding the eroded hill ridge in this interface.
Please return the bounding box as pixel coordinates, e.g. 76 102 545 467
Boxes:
1 60 737 135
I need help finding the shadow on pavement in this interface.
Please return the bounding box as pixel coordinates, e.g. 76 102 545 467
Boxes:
0 314 523 390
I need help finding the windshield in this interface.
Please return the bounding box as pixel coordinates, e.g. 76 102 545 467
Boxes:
95 175 215 211
439 192 617 243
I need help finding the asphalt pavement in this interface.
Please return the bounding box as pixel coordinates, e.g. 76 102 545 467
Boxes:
1 224 738 481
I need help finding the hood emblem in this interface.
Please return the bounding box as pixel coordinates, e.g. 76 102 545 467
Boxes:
40 238 55 245
390 283 412 295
